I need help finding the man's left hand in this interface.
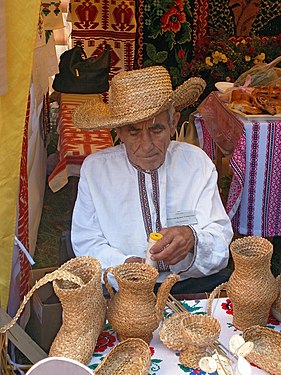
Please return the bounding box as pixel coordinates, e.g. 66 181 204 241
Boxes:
149 226 195 265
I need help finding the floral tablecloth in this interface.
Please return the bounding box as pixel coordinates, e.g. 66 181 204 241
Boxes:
88 298 281 374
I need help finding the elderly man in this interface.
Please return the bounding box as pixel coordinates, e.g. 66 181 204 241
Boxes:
71 66 233 294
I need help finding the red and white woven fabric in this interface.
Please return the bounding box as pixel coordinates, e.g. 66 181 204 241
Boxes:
69 0 136 79
194 100 281 237
48 93 113 192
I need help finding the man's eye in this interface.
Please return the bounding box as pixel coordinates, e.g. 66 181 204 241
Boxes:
151 128 163 134
129 130 139 135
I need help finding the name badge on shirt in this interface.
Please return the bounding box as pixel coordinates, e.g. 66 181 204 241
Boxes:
167 210 198 226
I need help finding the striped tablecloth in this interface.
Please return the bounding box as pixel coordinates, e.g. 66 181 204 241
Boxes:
194 94 281 237
88 297 281 374
48 93 113 192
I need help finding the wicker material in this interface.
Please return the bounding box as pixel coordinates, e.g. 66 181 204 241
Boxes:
0 267 84 375
227 236 279 330
49 256 106 365
159 312 191 351
104 263 179 343
179 314 221 369
94 338 151 375
243 326 281 374
0 333 16 375
73 66 206 130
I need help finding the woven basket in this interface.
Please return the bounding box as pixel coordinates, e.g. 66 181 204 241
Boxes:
179 314 221 369
159 312 191 351
243 325 281 374
94 338 151 375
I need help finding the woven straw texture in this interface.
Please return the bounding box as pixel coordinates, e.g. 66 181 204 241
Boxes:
94 338 151 375
73 66 206 130
243 325 281 374
104 263 179 343
159 311 191 351
0 267 84 375
227 236 279 330
49 256 106 365
0 333 16 375
179 314 221 369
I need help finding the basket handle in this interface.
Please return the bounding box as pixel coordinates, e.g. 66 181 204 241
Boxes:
206 282 228 316
103 267 115 299
0 269 84 334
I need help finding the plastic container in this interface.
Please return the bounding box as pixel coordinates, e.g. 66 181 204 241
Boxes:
145 232 163 268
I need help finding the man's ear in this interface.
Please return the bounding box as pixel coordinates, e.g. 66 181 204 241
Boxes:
115 127 122 141
170 111 180 137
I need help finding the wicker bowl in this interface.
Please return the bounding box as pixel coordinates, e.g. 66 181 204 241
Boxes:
159 312 190 351
180 314 221 369
94 338 151 375
243 325 281 374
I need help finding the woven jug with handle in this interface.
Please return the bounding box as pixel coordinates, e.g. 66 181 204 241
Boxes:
104 263 179 344
226 236 279 330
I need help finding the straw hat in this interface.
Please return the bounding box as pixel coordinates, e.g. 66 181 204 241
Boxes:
73 66 206 130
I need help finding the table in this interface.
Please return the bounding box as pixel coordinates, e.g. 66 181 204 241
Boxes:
88 297 281 374
194 92 281 237
48 93 113 193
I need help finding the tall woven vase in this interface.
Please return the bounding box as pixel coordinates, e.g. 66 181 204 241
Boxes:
49 256 106 364
227 236 279 330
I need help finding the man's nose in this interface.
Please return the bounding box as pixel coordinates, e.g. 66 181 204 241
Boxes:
140 130 153 151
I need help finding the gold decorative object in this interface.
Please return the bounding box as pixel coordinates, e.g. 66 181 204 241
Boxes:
180 314 221 369
243 325 281 374
94 338 151 375
104 263 179 343
49 256 106 364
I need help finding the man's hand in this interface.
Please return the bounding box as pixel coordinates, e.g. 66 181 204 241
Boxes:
124 257 144 263
149 226 195 265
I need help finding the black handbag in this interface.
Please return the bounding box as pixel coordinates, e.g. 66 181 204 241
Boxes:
52 43 111 94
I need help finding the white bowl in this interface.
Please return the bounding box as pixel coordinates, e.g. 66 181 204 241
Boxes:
215 81 234 93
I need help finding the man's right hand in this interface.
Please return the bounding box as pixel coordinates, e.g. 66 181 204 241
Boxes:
124 257 144 263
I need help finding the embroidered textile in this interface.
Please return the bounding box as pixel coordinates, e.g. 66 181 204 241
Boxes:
18 97 31 302
41 0 64 30
138 170 169 272
69 0 136 84
48 93 113 192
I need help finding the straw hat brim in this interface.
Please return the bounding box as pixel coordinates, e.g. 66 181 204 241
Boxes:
73 77 206 130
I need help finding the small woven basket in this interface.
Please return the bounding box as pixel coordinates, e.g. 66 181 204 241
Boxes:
159 312 191 351
94 338 151 375
243 325 281 374
179 314 221 369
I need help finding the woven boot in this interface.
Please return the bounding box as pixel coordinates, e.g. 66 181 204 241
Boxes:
49 256 106 364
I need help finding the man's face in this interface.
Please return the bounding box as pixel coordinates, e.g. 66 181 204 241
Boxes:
116 110 180 171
